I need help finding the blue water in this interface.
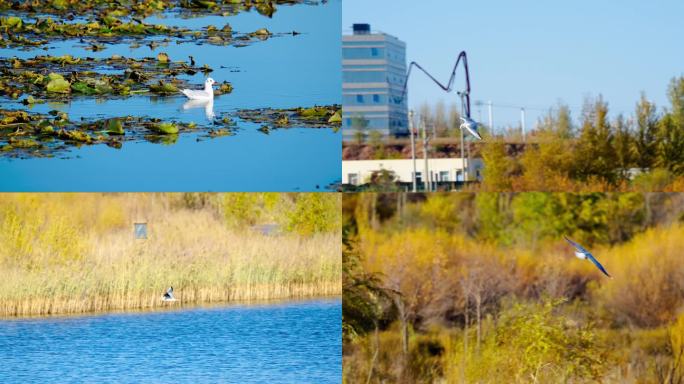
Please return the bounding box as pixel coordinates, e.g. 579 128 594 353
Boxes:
0 298 341 383
0 1 342 191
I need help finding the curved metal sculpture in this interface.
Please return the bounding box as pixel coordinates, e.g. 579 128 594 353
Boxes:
398 51 480 140
399 51 472 117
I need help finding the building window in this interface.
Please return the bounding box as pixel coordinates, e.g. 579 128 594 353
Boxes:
356 94 364 103
439 171 449 182
373 94 380 103
456 170 463 182
348 173 359 185
371 48 378 56
414 172 422 185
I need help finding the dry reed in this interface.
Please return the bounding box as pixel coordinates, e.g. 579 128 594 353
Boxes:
0 193 341 317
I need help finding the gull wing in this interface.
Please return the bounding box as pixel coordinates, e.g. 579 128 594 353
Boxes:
181 89 210 100
163 287 175 300
460 117 482 140
563 236 589 254
585 252 612 278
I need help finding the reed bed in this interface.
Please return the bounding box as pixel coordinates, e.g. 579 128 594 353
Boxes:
0 193 341 317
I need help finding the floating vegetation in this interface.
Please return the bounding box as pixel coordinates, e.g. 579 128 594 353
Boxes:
0 0 321 19
0 54 231 100
0 104 338 158
235 104 342 129
0 14 297 50
0 108 236 158
0 0 333 160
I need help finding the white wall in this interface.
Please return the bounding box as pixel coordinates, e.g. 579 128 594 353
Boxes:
342 158 484 185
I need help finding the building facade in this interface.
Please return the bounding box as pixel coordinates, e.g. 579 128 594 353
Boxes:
342 158 484 187
342 24 409 138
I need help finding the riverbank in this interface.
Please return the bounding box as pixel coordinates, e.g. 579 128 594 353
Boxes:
0 193 341 317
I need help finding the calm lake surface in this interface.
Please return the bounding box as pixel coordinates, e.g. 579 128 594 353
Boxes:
0 1 341 191
0 298 341 383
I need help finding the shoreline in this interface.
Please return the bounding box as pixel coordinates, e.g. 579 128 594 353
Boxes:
0 293 342 321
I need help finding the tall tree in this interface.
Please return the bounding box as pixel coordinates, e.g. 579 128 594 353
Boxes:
434 100 447 137
655 77 684 175
448 102 461 137
573 96 617 183
613 114 634 179
481 137 513 191
631 93 659 169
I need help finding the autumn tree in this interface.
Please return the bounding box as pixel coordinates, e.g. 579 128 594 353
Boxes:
480 137 513 191
519 107 574 190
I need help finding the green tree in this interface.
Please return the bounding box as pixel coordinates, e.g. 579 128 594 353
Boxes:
655 77 684 175
475 193 510 244
572 96 617 183
555 103 574 139
613 114 634 179
286 193 341 235
631 93 658 169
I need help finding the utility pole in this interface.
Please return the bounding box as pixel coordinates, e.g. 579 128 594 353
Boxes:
459 92 467 186
520 107 526 142
409 110 417 192
422 117 429 192
488 100 493 133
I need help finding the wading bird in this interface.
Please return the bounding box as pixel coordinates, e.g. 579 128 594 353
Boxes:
564 236 612 278
181 78 215 101
162 286 177 301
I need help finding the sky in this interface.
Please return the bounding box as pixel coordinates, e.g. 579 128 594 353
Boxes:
343 0 684 131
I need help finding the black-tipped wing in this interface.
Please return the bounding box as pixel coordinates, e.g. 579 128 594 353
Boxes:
563 236 589 254
163 287 174 299
585 253 611 278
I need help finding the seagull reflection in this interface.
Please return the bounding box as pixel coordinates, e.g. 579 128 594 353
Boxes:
182 99 215 121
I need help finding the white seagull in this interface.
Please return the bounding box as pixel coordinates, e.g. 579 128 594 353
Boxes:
162 286 178 302
181 78 215 101
564 236 612 278
460 116 482 140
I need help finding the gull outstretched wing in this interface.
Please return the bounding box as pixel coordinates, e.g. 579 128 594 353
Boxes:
563 236 589 254
585 252 611 278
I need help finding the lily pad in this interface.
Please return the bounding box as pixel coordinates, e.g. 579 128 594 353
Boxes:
22 96 44 105
252 28 271 37
46 74 71 94
71 81 97 95
105 118 124 135
152 122 179 134
328 110 342 124
149 81 178 94
157 52 170 63
3 17 23 30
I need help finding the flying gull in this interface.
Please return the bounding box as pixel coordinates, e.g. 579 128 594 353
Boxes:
564 236 612 278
